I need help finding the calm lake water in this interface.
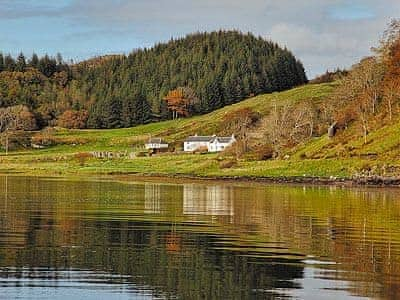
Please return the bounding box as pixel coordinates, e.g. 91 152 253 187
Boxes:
0 176 399 299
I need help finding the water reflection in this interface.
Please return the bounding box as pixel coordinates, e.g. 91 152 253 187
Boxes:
0 176 399 299
144 183 162 214
183 184 234 217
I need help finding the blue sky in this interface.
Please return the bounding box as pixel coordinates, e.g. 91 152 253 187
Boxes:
1 0 399 77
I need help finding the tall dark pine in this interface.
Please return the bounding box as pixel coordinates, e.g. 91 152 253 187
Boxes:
16 53 26 72
30 53 39 69
4 54 15 71
0 53 4 72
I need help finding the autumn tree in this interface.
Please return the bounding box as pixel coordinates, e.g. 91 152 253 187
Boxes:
163 87 198 119
332 57 384 143
381 20 400 120
382 75 400 121
57 110 89 129
0 105 37 153
0 105 37 132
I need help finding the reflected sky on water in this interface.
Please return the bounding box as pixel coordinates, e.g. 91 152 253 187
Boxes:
0 176 399 299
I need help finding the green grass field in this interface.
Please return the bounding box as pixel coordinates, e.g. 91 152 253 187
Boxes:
1 82 399 180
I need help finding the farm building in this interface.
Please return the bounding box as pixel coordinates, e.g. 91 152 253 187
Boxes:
184 135 236 153
145 138 169 153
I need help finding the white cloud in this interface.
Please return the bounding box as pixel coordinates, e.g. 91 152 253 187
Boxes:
2 0 400 77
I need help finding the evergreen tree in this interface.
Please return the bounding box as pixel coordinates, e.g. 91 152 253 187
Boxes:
16 52 26 72
4 54 15 71
38 54 57 77
30 53 39 69
0 53 4 72
134 93 152 124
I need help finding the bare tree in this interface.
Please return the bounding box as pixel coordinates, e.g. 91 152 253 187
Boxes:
0 105 37 154
383 79 400 121
221 107 261 153
332 57 384 143
265 99 316 155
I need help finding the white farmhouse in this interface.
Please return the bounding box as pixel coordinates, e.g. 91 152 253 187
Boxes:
208 135 236 152
184 134 236 153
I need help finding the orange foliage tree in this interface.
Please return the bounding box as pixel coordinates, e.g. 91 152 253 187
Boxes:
382 35 400 120
163 87 198 119
57 110 89 129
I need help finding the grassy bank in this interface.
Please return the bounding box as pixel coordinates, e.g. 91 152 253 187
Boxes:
1 82 399 182
0 151 380 178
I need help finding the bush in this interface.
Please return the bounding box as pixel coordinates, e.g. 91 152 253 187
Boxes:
56 136 89 145
253 144 274 161
136 151 148 157
74 152 93 166
299 153 307 160
0 131 32 151
193 146 208 154
221 141 247 159
31 132 57 147
219 159 237 169
57 110 89 129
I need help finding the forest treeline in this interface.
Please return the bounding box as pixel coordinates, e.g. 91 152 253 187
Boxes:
0 30 307 131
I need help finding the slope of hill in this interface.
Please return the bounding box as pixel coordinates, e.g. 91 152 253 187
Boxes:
77 30 308 128
2 82 399 182
32 83 336 152
0 31 307 131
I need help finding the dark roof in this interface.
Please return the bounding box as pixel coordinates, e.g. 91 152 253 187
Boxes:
185 136 214 142
147 138 168 144
215 137 235 143
185 135 235 143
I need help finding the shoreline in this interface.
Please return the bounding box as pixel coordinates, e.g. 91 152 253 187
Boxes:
117 173 400 188
1 169 400 188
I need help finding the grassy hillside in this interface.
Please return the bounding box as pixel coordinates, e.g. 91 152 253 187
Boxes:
293 121 400 161
1 82 399 180
30 82 336 153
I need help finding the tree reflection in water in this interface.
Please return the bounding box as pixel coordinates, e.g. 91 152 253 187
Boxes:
0 176 399 299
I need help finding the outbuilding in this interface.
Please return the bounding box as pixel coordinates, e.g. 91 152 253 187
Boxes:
145 138 169 153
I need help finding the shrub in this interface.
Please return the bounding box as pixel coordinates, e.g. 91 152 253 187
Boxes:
222 140 247 159
57 110 89 129
136 151 148 157
253 144 274 161
56 136 89 145
74 152 93 166
31 132 57 147
0 131 32 150
219 159 237 169
299 153 307 160
193 146 209 154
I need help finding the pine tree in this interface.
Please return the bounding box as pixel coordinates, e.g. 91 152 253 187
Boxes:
16 52 26 72
4 54 15 71
30 53 39 69
135 93 152 124
0 53 4 72
38 54 57 77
